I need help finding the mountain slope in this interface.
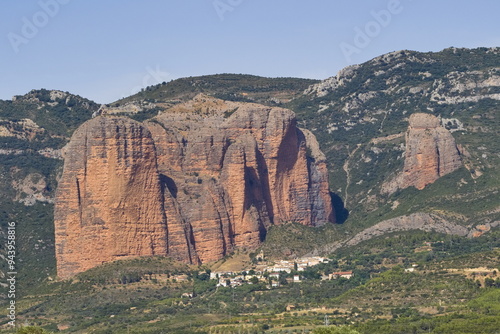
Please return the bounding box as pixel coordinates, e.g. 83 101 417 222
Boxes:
109 73 319 118
288 47 500 234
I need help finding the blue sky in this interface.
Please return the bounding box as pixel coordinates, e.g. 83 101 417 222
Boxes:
1 0 499 103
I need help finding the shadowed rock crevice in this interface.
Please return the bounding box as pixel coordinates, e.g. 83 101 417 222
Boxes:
330 192 349 224
159 174 177 199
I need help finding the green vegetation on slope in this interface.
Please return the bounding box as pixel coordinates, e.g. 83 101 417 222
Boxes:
115 73 319 107
286 47 500 235
2 229 500 333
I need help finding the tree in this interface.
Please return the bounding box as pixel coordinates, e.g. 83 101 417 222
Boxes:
249 276 259 284
197 272 210 281
485 278 495 288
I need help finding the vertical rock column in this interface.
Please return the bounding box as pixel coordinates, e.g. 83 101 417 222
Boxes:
402 113 462 190
54 117 168 279
382 113 463 194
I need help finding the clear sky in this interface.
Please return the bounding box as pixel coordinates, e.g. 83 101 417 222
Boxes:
1 0 499 104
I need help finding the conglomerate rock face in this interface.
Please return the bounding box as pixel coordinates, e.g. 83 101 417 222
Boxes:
382 113 462 194
54 117 168 279
55 95 334 278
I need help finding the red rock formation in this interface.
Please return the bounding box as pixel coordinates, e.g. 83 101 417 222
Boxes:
382 113 462 194
54 117 168 279
55 95 334 277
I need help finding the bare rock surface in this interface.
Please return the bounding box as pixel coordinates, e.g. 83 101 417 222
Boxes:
54 117 168 279
317 213 498 255
382 113 462 194
55 95 334 277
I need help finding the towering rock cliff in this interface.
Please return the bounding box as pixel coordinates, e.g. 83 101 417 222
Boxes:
54 117 168 279
382 113 462 194
55 95 334 277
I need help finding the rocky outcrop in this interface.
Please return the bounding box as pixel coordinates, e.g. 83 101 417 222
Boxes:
304 64 361 97
341 213 469 249
12 173 53 206
318 213 499 254
55 95 334 277
382 113 462 194
0 119 44 140
54 117 168 279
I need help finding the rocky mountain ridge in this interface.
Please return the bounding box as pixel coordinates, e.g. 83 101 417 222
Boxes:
290 47 500 235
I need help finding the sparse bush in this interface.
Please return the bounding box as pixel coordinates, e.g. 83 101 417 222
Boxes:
16 326 52 334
